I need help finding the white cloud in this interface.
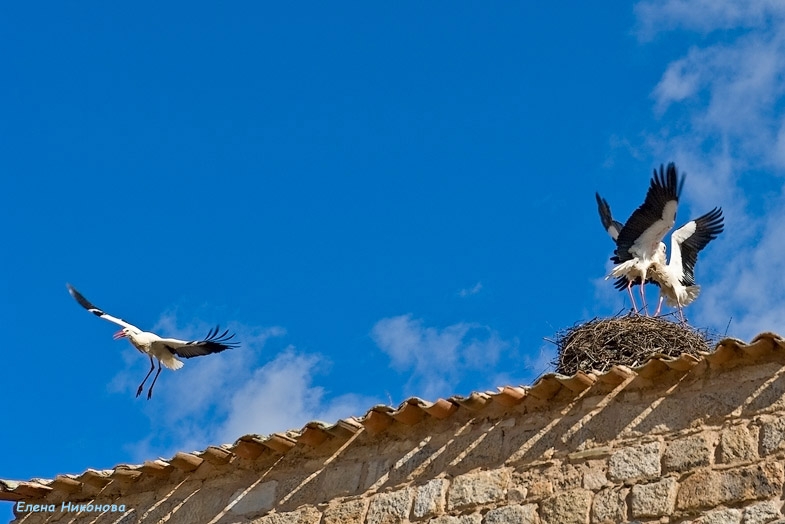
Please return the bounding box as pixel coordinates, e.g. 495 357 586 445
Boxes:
216 348 374 442
630 1 785 340
114 316 378 461
521 343 558 382
651 37 785 165
776 120 785 167
695 196 785 340
370 314 515 400
635 0 785 41
458 282 483 297
653 54 702 112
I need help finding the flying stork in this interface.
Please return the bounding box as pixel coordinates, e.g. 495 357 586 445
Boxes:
596 164 682 313
67 284 239 399
595 193 659 312
648 207 724 321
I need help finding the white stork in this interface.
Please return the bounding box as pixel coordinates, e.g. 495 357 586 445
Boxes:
599 163 684 314
67 284 239 399
648 207 724 321
595 193 658 312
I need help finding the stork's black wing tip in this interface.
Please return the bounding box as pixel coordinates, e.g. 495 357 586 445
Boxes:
66 283 100 312
203 325 241 350
66 283 84 302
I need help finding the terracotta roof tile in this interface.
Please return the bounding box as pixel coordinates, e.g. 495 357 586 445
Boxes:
201 445 233 465
3 332 784 503
50 475 81 494
169 452 203 472
233 435 268 459
77 469 112 489
139 460 174 478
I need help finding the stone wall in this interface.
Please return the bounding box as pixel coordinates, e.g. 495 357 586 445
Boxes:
11 343 785 524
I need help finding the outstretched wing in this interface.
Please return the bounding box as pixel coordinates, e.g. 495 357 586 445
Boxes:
66 284 141 332
672 207 724 286
614 163 684 263
595 193 625 241
159 326 240 359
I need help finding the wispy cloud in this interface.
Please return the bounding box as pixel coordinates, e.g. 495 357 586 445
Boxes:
370 314 517 400
216 348 375 443
458 282 483 297
114 314 378 460
524 343 559 382
634 0 785 42
630 0 785 340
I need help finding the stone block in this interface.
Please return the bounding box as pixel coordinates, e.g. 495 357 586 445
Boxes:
696 508 742 524
508 486 528 502
363 459 393 491
320 461 363 496
428 514 482 524
582 469 607 491
630 477 677 518
483 504 539 524
166 485 233 524
367 489 413 524
447 469 511 510
322 499 367 524
759 417 785 456
527 480 554 501
608 442 661 482
461 428 504 467
677 463 785 510
250 506 321 524
719 426 758 463
540 489 592 524
591 487 627 523
413 479 448 519
553 463 583 491
229 480 278 516
663 434 712 472
742 500 783 524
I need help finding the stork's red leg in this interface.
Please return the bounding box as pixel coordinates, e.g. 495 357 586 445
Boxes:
640 280 649 316
626 280 639 313
136 356 155 398
147 360 163 400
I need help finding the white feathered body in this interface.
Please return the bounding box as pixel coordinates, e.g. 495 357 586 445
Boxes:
609 242 667 283
126 331 184 370
648 263 701 307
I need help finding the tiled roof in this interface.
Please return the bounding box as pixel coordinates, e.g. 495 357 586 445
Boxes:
3 331 783 503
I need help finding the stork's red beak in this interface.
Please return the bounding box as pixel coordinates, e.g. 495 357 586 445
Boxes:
113 329 127 340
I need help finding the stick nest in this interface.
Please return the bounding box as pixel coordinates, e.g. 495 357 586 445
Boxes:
552 315 716 376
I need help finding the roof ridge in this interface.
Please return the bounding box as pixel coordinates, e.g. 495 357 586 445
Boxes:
3 333 783 503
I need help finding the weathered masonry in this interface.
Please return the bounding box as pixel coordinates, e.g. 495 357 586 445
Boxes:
5 333 785 523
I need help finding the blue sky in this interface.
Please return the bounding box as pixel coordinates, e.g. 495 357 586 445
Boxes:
4 1 785 520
